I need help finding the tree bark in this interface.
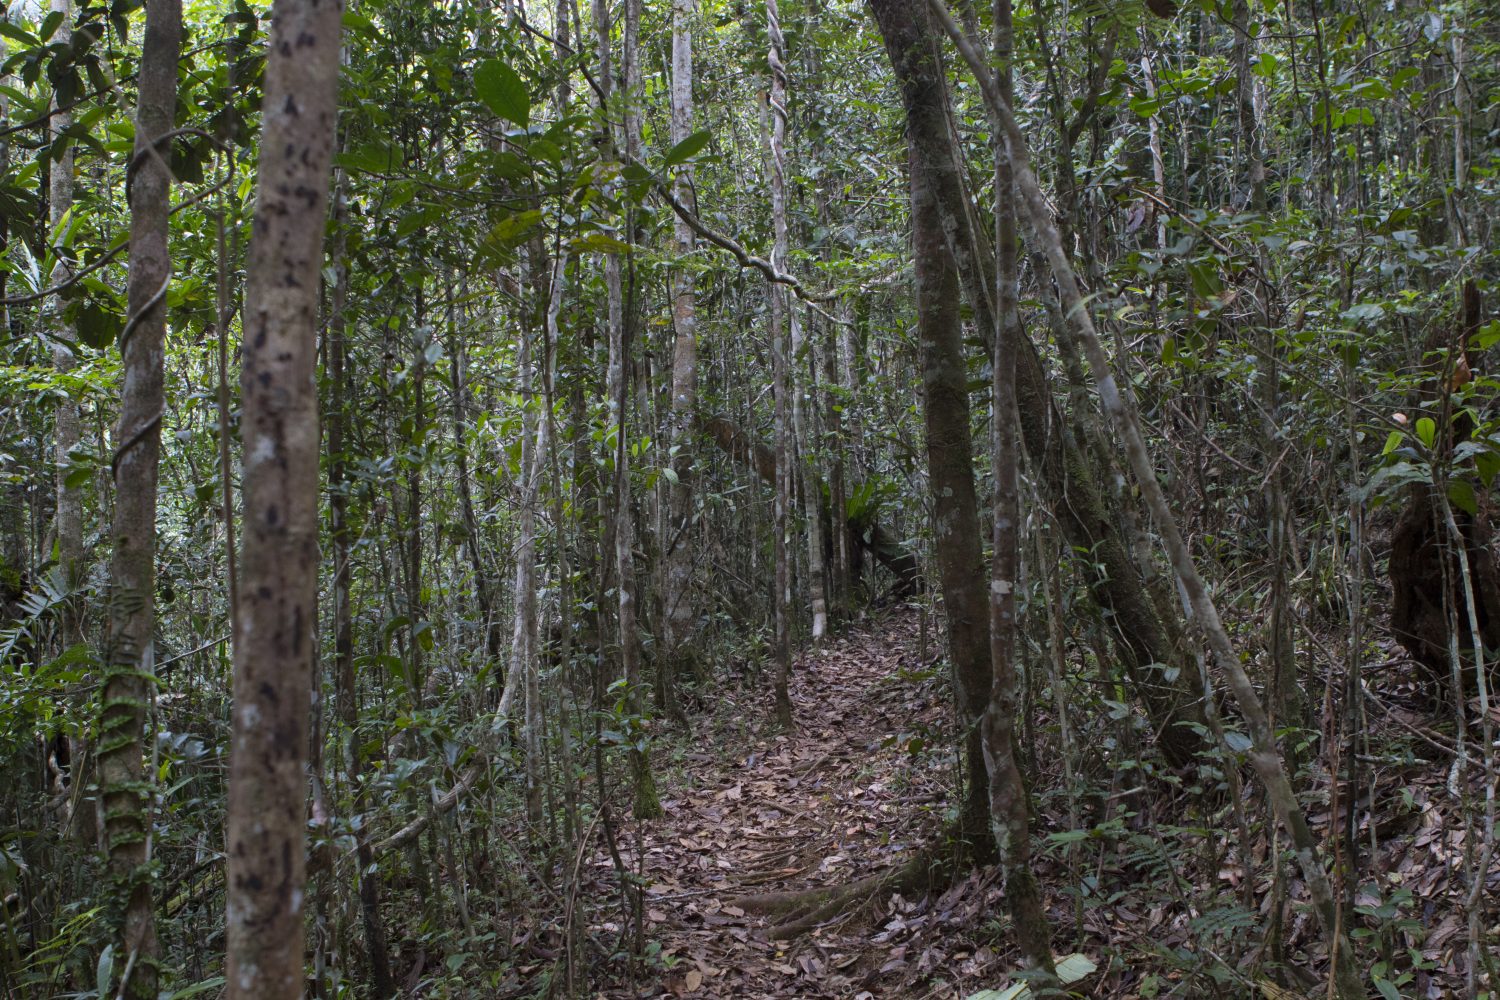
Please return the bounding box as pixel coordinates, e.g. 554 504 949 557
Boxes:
867 0 993 861
594 0 661 818
99 1 179 993
328 180 395 998
925 4 1364 993
985 0 1053 974
663 0 699 677
224 1 342 996
767 0 828 644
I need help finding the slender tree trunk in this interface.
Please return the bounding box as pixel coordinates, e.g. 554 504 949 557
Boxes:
99 2 179 993
867 0 993 861
765 89 795 729
328 181 395 998
766 0 827 644
594 0 661 818
663 0 699 677
985 0 1053 974
925 4 1364 993
511 306 545 829
224 1 342 996
48 0 82 623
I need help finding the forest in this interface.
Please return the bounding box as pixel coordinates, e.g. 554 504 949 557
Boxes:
0 0 1496 996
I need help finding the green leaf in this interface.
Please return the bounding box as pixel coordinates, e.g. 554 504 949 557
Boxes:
474 59 530 127
1382 430 1404 456
1448 479 1478 517
163 976 227 999
1055 953 1097 984
1414 417 1436 449
1223 731 1253 753
1373 978 1400 1000
96 944 114 999
571 231 632 254
0 21 39 46
664 129 711 166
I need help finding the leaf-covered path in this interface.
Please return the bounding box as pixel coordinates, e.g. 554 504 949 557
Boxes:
591 608 1014 999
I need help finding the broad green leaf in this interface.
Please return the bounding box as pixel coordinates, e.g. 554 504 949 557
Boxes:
1414 417 1436 449
1382 430 1404 455
664 129 711 166
474 59 530 127
1448 478 1478 517
163 975 227 999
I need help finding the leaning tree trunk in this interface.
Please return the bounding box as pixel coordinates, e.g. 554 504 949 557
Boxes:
99 1 179 994
224 1 342 996
868 0 994 863
924 49 1206 771
925 3 1364 993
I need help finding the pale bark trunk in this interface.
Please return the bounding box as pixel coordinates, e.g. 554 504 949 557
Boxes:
764 39 794 729
925 4 1363 993
48 0 82 620
511 311 545 828
663 0 699 674
224 0 342 995
99 2 179 993
766 0 827 644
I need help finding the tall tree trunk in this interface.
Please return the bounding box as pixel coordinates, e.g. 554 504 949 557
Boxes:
99 1 179 993
766 100 795 729
224 1 342 996
48 0 82 626
867 0 993 861
594 0 661 818
47 0 89 845
328 181 395 998
766 0 827 643
925 5 1364 993
509 305 545 829
985 0 1053 974
663 0 699 677
919 41 1206 770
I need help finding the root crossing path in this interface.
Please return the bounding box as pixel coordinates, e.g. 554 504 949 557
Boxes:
594 609 1010 999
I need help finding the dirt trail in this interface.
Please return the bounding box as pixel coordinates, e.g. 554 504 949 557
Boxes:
593 608 994 999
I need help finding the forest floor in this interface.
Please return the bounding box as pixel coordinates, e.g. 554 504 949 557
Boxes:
576 605 1498 999
587 607 1045 999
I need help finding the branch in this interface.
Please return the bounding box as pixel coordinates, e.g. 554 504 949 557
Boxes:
370 759 488 857
643 162 839 306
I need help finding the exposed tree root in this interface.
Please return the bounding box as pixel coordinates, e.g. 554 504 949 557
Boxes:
730 844 959 940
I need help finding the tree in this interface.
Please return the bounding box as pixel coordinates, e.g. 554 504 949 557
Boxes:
99 1 179 993
867 0 997 862
223 0 342 995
